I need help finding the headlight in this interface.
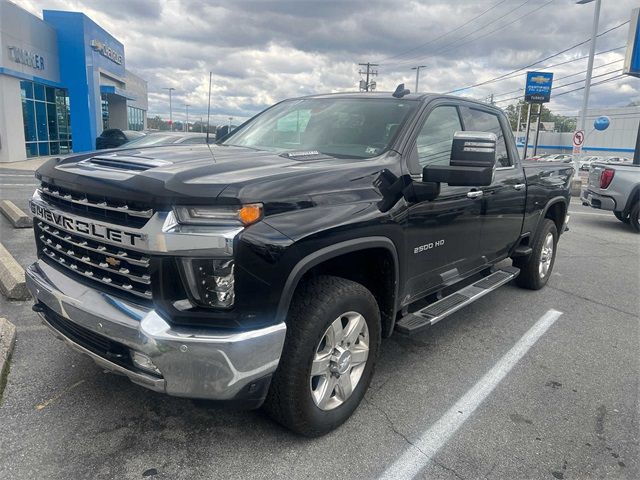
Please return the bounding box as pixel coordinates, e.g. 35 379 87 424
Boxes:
174 204 263 226
180 258 235 308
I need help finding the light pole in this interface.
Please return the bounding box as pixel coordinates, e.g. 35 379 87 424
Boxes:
577 0 601 132
228 116 233 133
184 104 190 132
411 65 427 93
163 87 175 131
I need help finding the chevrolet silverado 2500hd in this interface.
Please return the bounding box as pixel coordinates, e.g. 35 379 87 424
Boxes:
27 91 573 436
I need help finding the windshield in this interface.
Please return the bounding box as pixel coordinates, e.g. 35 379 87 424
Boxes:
221 98 418 158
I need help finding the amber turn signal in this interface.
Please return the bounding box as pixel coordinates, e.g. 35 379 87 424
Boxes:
238 203 263 225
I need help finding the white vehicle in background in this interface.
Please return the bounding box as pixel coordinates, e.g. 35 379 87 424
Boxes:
542 154 573 163
579 156 602 171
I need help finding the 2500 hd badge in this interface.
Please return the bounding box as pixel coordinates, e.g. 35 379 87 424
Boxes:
30 202 144 247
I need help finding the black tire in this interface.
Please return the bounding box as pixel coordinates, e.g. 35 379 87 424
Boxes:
614 211 630 224
514 219 558 290
264 275 381 437
630 203 640 233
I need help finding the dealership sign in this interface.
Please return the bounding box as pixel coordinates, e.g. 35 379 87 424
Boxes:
7 46 45 70
90 39 123 65
524 71 553 103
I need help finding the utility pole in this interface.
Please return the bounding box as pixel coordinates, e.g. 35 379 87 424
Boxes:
358 63 378 92
163 87 175 131
228 117 233 133
577 0 601 132
184 104 190 132
200 116 203 133
411 66 427 93
206 72 212 143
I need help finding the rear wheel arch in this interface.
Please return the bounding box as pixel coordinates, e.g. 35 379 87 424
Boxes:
540 198 567 235
276 237 399 337
623 185 640 215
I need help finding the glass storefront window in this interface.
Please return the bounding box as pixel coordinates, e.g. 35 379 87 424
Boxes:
21 81 72 158
127 105 145 131
20 81 33 99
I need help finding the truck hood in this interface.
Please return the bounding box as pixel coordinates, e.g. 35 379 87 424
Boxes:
36 144 388 208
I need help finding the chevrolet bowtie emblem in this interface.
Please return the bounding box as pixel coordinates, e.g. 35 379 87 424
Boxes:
105 256 120 267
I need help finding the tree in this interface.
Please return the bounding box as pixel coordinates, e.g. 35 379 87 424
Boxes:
504 101 576 133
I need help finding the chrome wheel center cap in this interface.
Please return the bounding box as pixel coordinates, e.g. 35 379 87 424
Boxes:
330 347 352 375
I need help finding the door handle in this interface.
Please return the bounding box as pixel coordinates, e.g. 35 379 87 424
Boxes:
467 190 483 199
513 183 526 190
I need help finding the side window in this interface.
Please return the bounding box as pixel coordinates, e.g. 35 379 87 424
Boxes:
460 107 511 167
416 106 462 168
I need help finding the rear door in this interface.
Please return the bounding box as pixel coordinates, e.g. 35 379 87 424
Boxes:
459 106 526 262
403 103 486 302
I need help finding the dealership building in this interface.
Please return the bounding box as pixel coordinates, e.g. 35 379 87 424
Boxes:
0 0 147 163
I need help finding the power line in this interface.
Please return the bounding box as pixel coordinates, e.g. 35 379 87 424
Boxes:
494 68 624 104
375 0 510 64
444 21 630 94
553 74 628 98
422 0 553 65
492 58 623 99
384 0 536 69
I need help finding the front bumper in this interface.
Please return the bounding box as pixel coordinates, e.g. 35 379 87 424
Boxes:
580 188 616 211
26 260 286 406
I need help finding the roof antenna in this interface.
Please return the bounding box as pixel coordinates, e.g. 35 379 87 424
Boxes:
392 83 410 98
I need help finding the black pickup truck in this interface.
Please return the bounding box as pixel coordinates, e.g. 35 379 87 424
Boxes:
27 91 573 436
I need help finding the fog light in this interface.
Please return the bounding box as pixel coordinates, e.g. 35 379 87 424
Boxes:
131 350 162 375
179 258 235 308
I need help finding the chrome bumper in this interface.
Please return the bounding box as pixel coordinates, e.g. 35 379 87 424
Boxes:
580 189 616 211
26 260 286 403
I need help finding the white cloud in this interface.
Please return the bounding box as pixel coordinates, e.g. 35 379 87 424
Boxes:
18 0 640 123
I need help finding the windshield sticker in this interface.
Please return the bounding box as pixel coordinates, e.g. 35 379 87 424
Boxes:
365 146 380 155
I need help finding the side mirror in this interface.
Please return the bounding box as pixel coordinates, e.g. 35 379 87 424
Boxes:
423 131 497 187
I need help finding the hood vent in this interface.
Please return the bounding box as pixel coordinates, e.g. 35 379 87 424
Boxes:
80 155 172 172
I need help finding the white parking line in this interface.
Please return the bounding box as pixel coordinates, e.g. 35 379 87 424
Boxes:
569 210 613 217
0 174 36 177
0 183 37 187
379 309 563 480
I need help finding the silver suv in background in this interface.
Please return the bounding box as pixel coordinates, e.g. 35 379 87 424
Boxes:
581 161 640 232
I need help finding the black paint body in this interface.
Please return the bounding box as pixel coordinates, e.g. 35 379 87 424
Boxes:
35 93 573 334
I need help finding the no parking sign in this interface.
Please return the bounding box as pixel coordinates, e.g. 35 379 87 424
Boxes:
572 130 585 155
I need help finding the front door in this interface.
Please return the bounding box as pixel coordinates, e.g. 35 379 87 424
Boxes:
403 104 486 304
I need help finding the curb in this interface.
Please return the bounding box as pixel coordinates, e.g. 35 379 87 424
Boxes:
0 317 17 398
0 200 32 228
0 243 30 300
570 179 583 197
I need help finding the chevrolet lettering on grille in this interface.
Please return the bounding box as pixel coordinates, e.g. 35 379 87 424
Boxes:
30 202 145 248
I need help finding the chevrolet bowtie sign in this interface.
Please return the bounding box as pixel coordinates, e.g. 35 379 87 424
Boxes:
90 39 123 65
524 71 554 103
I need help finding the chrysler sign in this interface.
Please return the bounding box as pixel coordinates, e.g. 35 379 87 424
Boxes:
90 39 123 65
7 46 45 70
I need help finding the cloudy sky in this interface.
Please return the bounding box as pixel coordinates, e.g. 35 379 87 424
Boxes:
19 0 640 124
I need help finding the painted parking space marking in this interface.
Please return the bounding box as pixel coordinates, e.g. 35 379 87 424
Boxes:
379 309 563 480
569 210 615 217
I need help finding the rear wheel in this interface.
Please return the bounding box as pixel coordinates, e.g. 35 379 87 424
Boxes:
264 275 380 436
630 203 640 233
514 219 558 290
614 211 630 224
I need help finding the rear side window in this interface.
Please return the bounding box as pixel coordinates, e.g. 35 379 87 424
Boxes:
416 106 462 168
460 107 511 167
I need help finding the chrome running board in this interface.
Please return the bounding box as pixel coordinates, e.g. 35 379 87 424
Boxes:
395 266 520 334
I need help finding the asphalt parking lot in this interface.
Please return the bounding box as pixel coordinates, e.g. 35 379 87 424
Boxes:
0 168 638 480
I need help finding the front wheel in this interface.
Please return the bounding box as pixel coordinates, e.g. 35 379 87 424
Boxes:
264 275 381 436
514 219 558 290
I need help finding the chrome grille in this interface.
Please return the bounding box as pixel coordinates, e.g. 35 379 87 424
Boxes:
36 221 152 300
39 182 153 227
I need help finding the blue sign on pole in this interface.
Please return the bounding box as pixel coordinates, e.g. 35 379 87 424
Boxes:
524 71 554 103
623 8 639 78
